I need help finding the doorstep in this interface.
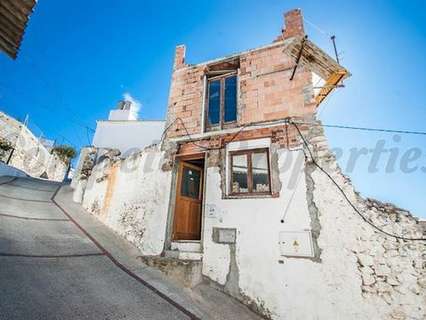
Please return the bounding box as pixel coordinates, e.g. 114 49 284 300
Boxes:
165 250 203 261
171 241 202 253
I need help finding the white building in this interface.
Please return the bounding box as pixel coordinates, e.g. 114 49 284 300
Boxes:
92 99 165 156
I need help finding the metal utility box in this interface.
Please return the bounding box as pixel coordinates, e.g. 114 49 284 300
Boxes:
279 230 314 258
212 227 237 244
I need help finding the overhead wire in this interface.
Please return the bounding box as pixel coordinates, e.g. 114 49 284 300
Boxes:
294 121 426 136
290 120 426 242
161 117 253 151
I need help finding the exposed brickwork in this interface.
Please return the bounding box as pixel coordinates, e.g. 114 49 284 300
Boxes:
176 124 309 155
166 65 205 137
165 9 315 153
238 45 315 124
173 45 186 70
282 9 304 39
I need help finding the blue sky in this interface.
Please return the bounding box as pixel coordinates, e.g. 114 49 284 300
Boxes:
1 0 425 217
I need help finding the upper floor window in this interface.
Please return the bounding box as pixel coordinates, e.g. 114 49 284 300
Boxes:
206 73 237 129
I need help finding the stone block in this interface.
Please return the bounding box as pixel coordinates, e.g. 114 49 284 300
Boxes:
374 264 391 277
376 282 393 293
361 273 376 286
358 254 374 267
386 276 400 286
418 276 426 289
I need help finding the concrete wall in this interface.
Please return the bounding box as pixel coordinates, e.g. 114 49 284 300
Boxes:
74 146 172 255
92 120 165 156
0 111 68 181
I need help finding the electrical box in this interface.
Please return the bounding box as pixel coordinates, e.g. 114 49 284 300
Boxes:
212 227 236 244
279 230 314 258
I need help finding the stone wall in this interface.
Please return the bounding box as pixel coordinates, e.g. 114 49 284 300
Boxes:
0 111 68 181
305 123 425 320
72 146 172 255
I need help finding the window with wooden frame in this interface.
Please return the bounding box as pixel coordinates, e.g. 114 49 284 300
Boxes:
206 72 237 130
229 148 271 195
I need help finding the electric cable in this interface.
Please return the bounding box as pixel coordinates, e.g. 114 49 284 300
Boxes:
161 117 253 151
294 121 426 136
290 121 426 241
161 116 426 241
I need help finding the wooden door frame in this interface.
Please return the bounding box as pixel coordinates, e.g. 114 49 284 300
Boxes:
170 154 206 243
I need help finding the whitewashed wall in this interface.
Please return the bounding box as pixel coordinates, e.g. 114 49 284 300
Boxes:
73 128 425 320
92 120 165 156
79 147 172 255
201 135 425 320
203 146 318 318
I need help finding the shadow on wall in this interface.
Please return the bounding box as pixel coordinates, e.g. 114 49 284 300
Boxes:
0 162 28 177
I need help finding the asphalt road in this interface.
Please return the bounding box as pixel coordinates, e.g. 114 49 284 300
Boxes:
0 177 195 320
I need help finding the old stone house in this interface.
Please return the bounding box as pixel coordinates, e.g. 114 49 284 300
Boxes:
72 9 425 320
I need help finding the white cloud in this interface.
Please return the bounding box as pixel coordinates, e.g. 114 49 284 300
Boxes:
123 92 141 119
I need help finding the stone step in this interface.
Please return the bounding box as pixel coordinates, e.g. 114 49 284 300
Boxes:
165 250 203 261
139 255 202 288
171 241 202 252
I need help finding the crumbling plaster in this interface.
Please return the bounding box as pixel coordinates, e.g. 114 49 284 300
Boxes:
72 130 425 320
201 126 425 320
202 144 314 318
306 124 425 320
77 146 173 256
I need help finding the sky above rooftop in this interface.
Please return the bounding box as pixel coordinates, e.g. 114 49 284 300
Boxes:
1 0 425 218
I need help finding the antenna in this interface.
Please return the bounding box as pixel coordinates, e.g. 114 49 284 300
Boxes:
330 35 340 64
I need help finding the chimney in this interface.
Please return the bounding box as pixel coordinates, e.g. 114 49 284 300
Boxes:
282 9 304 39
173 45 186 70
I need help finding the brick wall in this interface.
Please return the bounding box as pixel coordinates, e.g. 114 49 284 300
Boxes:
238 44 315 124
166 64 205 137
165 9 316 146
177 123 309 155
282 9 304 39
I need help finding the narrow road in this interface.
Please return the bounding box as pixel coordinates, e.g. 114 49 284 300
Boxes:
0 177 197 320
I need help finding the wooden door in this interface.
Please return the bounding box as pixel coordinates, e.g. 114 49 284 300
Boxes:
173 161 203 240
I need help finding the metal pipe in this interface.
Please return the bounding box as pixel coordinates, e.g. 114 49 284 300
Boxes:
290 35 308 81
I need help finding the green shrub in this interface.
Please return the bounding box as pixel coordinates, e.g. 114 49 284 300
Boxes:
51 145 77 163
0 139 13 152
